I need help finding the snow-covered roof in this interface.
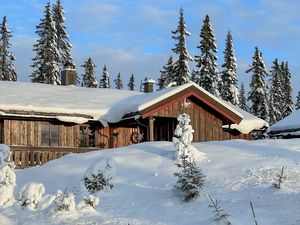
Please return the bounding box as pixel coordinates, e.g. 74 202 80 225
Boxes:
0 81 267 133
268 110 300 135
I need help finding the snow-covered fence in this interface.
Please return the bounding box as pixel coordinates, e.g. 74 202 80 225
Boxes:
9 146 98 168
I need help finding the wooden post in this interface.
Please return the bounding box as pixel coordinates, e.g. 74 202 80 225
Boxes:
149 116 154 142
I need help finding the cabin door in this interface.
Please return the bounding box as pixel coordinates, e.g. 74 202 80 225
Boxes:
154 117 177 141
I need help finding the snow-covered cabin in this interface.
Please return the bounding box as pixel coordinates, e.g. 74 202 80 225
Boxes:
0 81 267 167
268 110 300 138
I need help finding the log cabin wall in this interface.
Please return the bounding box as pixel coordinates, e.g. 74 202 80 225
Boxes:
3 119 80 147
96 126 140 149
149 97 252 142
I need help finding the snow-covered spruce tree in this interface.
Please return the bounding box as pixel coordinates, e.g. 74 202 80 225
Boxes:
173 113 195 160
18 182 45 210
174 153 206 202
114 72 123 89
239 82 248 111
0 144 16 207
208 195 232 225
0 16 17 81
220 31 239 104
52 0 73 68
31 2 60 85
128 73 135 91
246 47 269 122
295 90 300 110
158 55 175 90
282 62 293 118
81 57 98 88
269 58 283 124
192 15 220 97
272 166 286 189
99 64 110 88
171 8 193 86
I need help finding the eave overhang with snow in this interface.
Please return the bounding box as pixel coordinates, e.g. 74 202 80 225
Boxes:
0 81 267 134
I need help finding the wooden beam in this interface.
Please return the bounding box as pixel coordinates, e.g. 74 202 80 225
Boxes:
149 116 154 142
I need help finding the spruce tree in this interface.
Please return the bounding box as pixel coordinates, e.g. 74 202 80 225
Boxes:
81 57 97 88
192 15 219 97
171 8 193 86
52 0 73 68
99 64 110 88
269 58 283 124
128 74 135 91
239 82 248 111
295 90 300 110
246 47 269 121
220 31 238 104
282 62 293 118
157 56 174 90
31 2 60 85
174 154 206 202
114 72 123 89
0 16 17 81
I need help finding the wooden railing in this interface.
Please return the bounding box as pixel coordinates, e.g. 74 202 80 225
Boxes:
9 146 99 169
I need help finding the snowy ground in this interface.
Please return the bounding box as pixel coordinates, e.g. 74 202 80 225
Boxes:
1 139 300 225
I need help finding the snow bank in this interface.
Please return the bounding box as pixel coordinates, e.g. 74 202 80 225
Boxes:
269 109 300 133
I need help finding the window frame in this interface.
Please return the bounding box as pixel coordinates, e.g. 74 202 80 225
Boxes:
79 124 96 147
41 122 59 147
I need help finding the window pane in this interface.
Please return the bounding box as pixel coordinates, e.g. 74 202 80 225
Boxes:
89 128 96 147
50 125 59 146
41 124 49 146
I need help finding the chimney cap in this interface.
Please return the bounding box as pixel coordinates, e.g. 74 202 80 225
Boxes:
143 77 155 84
63 61 76 70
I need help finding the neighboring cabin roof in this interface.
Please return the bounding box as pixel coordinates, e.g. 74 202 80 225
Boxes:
0 81 267 134
268 110 300 136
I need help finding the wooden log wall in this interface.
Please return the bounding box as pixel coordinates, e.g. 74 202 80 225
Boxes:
96 126 140 148
3 119 80 147
151 98 252 142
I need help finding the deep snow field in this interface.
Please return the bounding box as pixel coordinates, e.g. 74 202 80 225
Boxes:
1 139 300 225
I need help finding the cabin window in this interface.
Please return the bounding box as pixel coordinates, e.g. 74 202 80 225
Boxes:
41 123 59 146
79 125 96 147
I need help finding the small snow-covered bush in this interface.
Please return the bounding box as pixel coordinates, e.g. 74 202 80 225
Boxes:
77 195 100 210
0 144 16 207
19 182 45 210
51 190 76 212
174 154 206 202
208 195 232 225
84 159 114 193
272 166 286 189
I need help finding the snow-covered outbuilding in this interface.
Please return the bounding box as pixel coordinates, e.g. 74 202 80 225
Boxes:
0 81 267 167
268 110 300 138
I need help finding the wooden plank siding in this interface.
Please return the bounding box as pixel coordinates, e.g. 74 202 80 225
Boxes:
145 97 252 142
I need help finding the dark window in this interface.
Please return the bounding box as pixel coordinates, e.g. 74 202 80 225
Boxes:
79 125 95 147
41 123 59 146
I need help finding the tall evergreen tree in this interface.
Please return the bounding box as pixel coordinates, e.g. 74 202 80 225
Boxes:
239 82 248 111
99 64 110 88
0 16 17 81
192 15 219 97
128 74 135 91
114 72 123 89
31 2 60 85
246 47 269 121
171 8 193 86
282 62 293 118
295 90 300 110
52 0 73 67
157 56 175 90
81 57 97 88
220 31 238 104
269 58 283 124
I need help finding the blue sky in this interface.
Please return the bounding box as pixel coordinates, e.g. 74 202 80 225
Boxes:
1 0 300 95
